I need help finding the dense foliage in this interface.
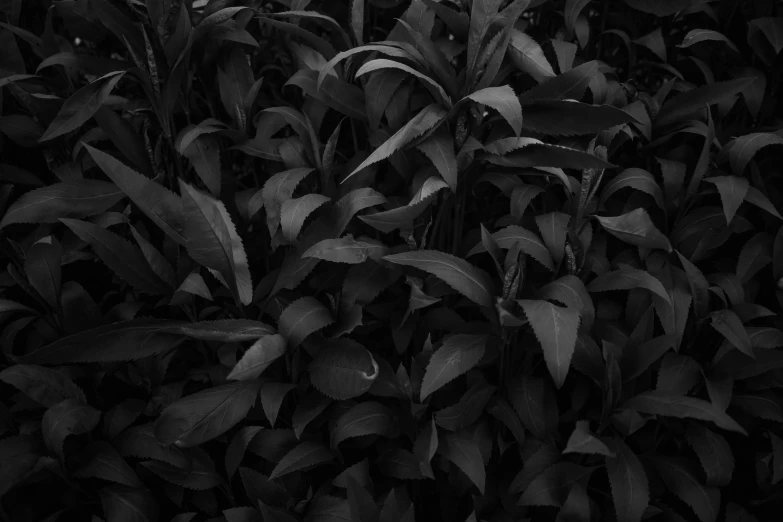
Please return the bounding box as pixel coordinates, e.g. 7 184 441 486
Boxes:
1 0 783 521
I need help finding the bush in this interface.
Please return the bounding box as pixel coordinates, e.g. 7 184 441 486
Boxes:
1 0 782 521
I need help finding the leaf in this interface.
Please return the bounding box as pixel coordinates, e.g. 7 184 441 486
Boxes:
541 276 595 328
364 68 407 129
269 441 333 479
563 420 613 456
176 320 274 342
623 0 704 15
281 194 331 242
436 381 496 431
416 129 458 190
676 252 710 319
155 381 261 447
0 180 123 228
286 69 367 121
601 169 665 209
596 209 672 252
484 139 614 170
293 392 332 439
655 78 754 128
228 334 288 381
680 29 738 51
420 334 487 400
345 104 447 182
309 338 379 400
441 432 485 494
40 70 125 141
0 114 44 146
384 250 495 307
142 454 221 490
85 145 186 245
607 438 649 522
711 310 753 357
331 401 396 446
508 29 555 82
60 218 170 295
72 441 142 487
510 375 559 439
468 225 554 271
535 212 570 264
519 99 638 136
686 425 734 487
705 176 748 224
180 181 252 305
519 299 580 388
621 392 747 434
260 167 314 236
465 86 523 136
745 186 782 219
260 383 295 427
521 60 599 101
634 28 667 61
15 320 182 365
278 296 334 347
303 236 388 264
655 459 720 522
226 426 263 479
359 178 448 233
100 485 158 522
42 399 101 454
182 135 221 196
0 364 85 407
721 133 783 175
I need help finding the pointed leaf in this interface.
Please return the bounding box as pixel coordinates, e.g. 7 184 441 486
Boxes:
521 61 599 101
621 392 747 434
85 145 186 244
596 209 672 251
0 180 123 228
42 399 101 454
278 296 334 347
686 425 734 487
384 250 494 307
519 299 580 388
228 334 288 381
99 485 158 522
0 364 85 407
705 176 748 224
601 169 665 209
711 310 753 357
468 225 554 271
508 29 555 82
656 78 754 128
655 459 720 522
60 218 169 295
535 212 570 264
269 441 333 479
465 86 522 136
540 275 595 328
519 99 638 136
441 432 485 494
722 132 783 175
155 381 261 447
303 236 388 264
420 334 487 400
73 441 142 487
281 194 331 242
607 438 649 522
416 129 457 190
40 71 125 141
346 104 447 181
331 401 395 446
563 420 613 456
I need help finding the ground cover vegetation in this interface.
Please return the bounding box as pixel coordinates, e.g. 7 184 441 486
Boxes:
1 0 783 520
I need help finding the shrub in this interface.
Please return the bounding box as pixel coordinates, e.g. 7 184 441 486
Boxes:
1 0 782 521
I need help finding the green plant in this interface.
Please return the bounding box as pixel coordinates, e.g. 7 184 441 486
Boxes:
1 0 782 521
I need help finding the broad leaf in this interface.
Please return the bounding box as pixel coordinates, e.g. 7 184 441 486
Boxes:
711 310 753 357
384 250 495 307
535 212 570 264
303 236 388 264
440 432 485 494
563 420 613 456
42 399 101 454
331 401 396 446
508 29 555 82
0 364 85 407
520 99 638 136
40 70 125 141
601 169 665 210
278 296 334 347
99 485 159 522
281 194 330 242
705 176 748 224
721 132 783 175
309 338 379 399
420 334 487 399
155 381 261 447
521 61 599 101
655 78 754 128
686 425 734 487
416 129 458 190
596 209 672 252
540 275 595 328
465 86 523 136
0 180 123 228
73 441 142 487
468 225 554 271
655 459 720 522
519 299 580 388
